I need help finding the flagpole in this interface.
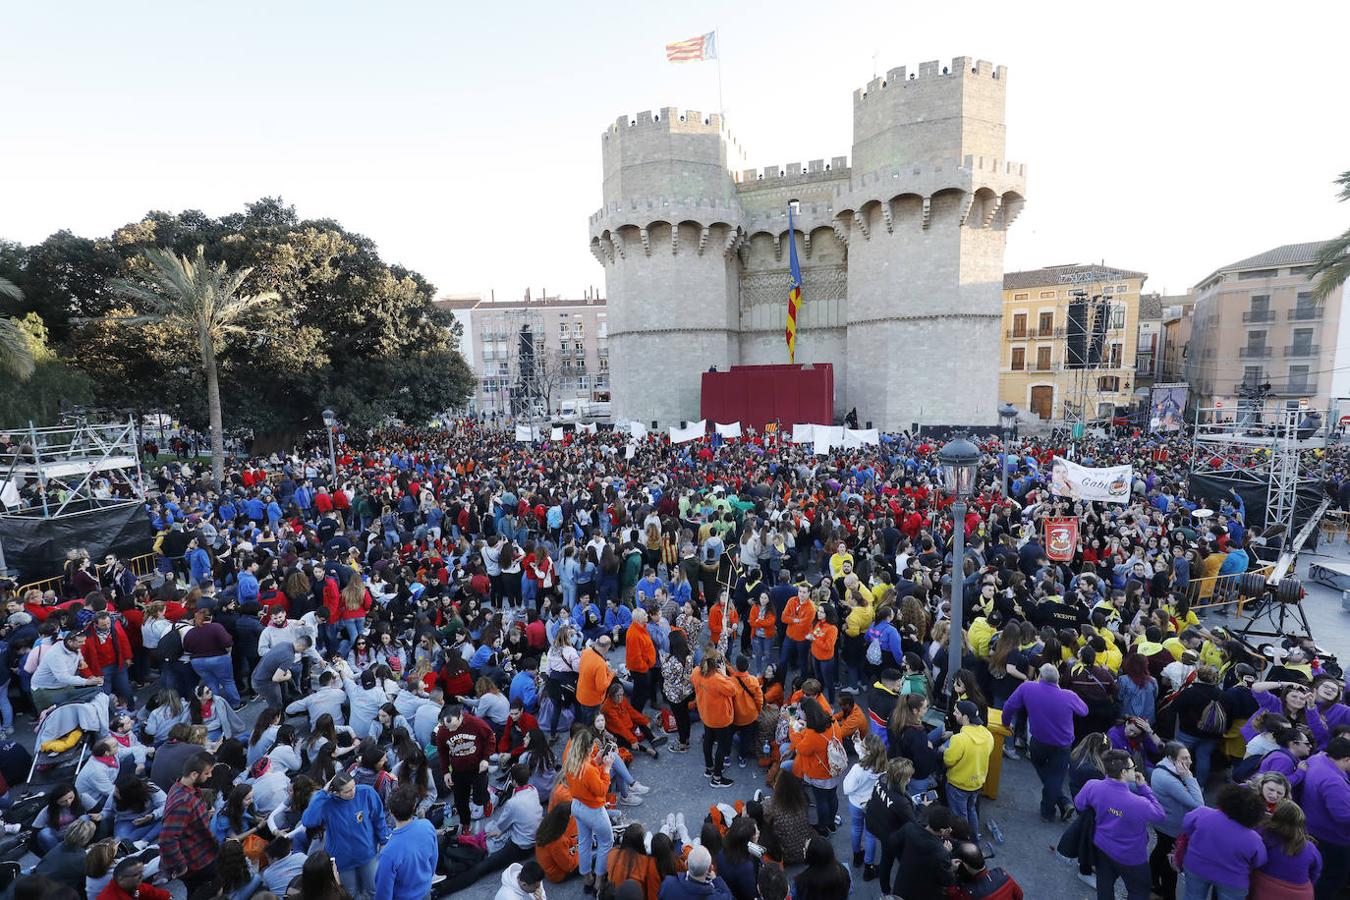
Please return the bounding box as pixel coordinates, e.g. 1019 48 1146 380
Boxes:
715 27 724 119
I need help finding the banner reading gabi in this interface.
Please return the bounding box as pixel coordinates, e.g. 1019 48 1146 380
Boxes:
1049 456 1134 504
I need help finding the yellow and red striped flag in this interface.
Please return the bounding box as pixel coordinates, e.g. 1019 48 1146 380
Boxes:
786 203 803 363
666 31 717 63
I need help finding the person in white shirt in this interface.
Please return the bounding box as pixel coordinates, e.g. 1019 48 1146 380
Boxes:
286 669 348 727
258 606 311 657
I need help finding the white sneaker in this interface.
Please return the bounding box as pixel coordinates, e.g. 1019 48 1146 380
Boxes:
630 782 651 795
619 793 644 806
2 823 19 834
1077 872 1096 889
663 813 677 836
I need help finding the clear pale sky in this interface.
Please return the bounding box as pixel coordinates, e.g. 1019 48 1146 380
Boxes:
1 1 1344 301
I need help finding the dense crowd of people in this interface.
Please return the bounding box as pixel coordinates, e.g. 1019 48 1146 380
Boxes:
1 419 1349 900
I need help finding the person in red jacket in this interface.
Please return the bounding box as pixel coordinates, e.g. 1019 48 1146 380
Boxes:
98 856 171 900
83 610 134 707
436 703 494 830
497 700 540 760
949 840 1024 899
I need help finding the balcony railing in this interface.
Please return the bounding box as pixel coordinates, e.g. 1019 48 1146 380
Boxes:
1237 381 1319 395
1288 308 1323 321
1005 327 1066 340
1242 310 1275 323
1283 344 1320 358
1239 346 1272 358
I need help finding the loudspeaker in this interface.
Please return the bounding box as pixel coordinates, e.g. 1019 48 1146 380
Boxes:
1088 300 1108 368
1066 300 1088 369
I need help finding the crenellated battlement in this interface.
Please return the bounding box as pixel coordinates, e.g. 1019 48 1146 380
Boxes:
588 195 743 231
846 156 1026 191
602 107 739 151
852 57 1007 105
735 156 850 185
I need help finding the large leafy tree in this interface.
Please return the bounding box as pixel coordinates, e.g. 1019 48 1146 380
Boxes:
16 197 472 432
0 310 94 425
110 246 279 488
0 277 36 380
1311 170 1350 302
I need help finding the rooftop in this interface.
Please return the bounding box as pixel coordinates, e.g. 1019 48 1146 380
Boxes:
1139 293 1164 319
434 295 607 312
1193 241 1331 291
1004 263 1147 291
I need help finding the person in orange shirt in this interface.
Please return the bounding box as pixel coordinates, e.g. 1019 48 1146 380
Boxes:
748 592 777 675
601 681 663 758
730 656 765 769
787 699 844 836
535 801 580 883
563 731 616 892
605 823 662 900
625 609 657 713
778 585 815 681
807 605 841 703
708 591 740 651
691 649 741 788
787 678 833 716
832 688 867 743
576 634 615 725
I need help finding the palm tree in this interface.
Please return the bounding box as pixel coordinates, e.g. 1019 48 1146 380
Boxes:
111 245 278 488
1310 169 1350 302
0 276 36 380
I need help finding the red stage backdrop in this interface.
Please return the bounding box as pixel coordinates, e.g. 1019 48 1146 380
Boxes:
700 364 834 432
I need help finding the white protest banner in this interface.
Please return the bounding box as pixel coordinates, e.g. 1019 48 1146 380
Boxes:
791 423 816 444
550 427 564 441
514 425 535 443
843 428 879 448
669 420 706 444
813 425 844 455
629 422 648 440
625 443 636 459
1050 456 1133 504
715 422 742 439
578 422 597 434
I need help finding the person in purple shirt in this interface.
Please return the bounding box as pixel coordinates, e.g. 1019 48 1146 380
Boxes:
1074 748 1164 900
1001 663 1088 821
1312 675 1350 730
1180 784 1267 899
1296 736 1350 900
1256 725 1312 790
1254 800 1321 896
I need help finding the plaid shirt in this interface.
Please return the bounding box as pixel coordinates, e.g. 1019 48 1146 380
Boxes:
161 781 218 876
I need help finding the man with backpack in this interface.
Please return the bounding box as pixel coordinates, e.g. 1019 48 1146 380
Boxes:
1168 664 1228 789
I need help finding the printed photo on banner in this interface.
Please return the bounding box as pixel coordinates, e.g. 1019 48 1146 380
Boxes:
1149 383 1188 433
1049 456 1133 504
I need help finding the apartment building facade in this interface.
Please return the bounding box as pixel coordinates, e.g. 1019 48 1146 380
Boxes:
1186 242 1347 411
1159 296 1196 383
434 291 609 417
1000 264 1147 421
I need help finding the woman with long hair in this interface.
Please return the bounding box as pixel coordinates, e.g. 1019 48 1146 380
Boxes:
394 746 434 816
1117 652 1159 724
297 849 352 900
842 733 888 876
563 728 615 895
544 624 582 739
692 648 740 787
793 836 851 900
661 630 698 752
605 823 660 900
111 772 167 843
868 756 918 896
212 837 264 900
887 693 944 792
1068 732 1110 798
717 817 762 900
212 783 261 843
32 781 88 853
1149 741 1202 900
987 623 1029 710
535 801 580 884
1253 800 1321 899
519 726 560 797
788 699 843 836
761 770 814 866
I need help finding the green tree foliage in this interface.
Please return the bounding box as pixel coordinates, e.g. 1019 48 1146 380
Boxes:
1311 170 1350 303
0 308 93 426
5 198 471 431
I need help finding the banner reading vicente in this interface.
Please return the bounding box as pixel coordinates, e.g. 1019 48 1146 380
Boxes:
1050 456 1133 504
1045 517 1079 561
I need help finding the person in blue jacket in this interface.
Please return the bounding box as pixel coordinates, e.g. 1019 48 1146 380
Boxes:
301 772 388 900
375 785 437 900
186 538 213 587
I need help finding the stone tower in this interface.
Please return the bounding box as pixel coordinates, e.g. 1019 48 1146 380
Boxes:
589 59 1025 430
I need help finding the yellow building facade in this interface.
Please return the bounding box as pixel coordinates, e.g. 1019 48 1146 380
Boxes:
1000 264 1147 421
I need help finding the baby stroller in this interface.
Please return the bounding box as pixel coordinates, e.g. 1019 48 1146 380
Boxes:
28 693 113 786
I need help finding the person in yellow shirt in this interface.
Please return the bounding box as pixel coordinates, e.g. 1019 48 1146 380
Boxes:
828 545 855 581
942 700 993 838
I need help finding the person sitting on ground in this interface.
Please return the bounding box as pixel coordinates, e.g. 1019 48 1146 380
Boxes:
949 840 1024 900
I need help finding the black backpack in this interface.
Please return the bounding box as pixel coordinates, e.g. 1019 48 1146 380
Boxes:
152 622 187 666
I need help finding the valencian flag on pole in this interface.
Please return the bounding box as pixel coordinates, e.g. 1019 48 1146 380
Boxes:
666 31 717 63
786 203 803 363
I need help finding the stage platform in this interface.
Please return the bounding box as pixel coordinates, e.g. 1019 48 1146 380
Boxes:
700 363 835 432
